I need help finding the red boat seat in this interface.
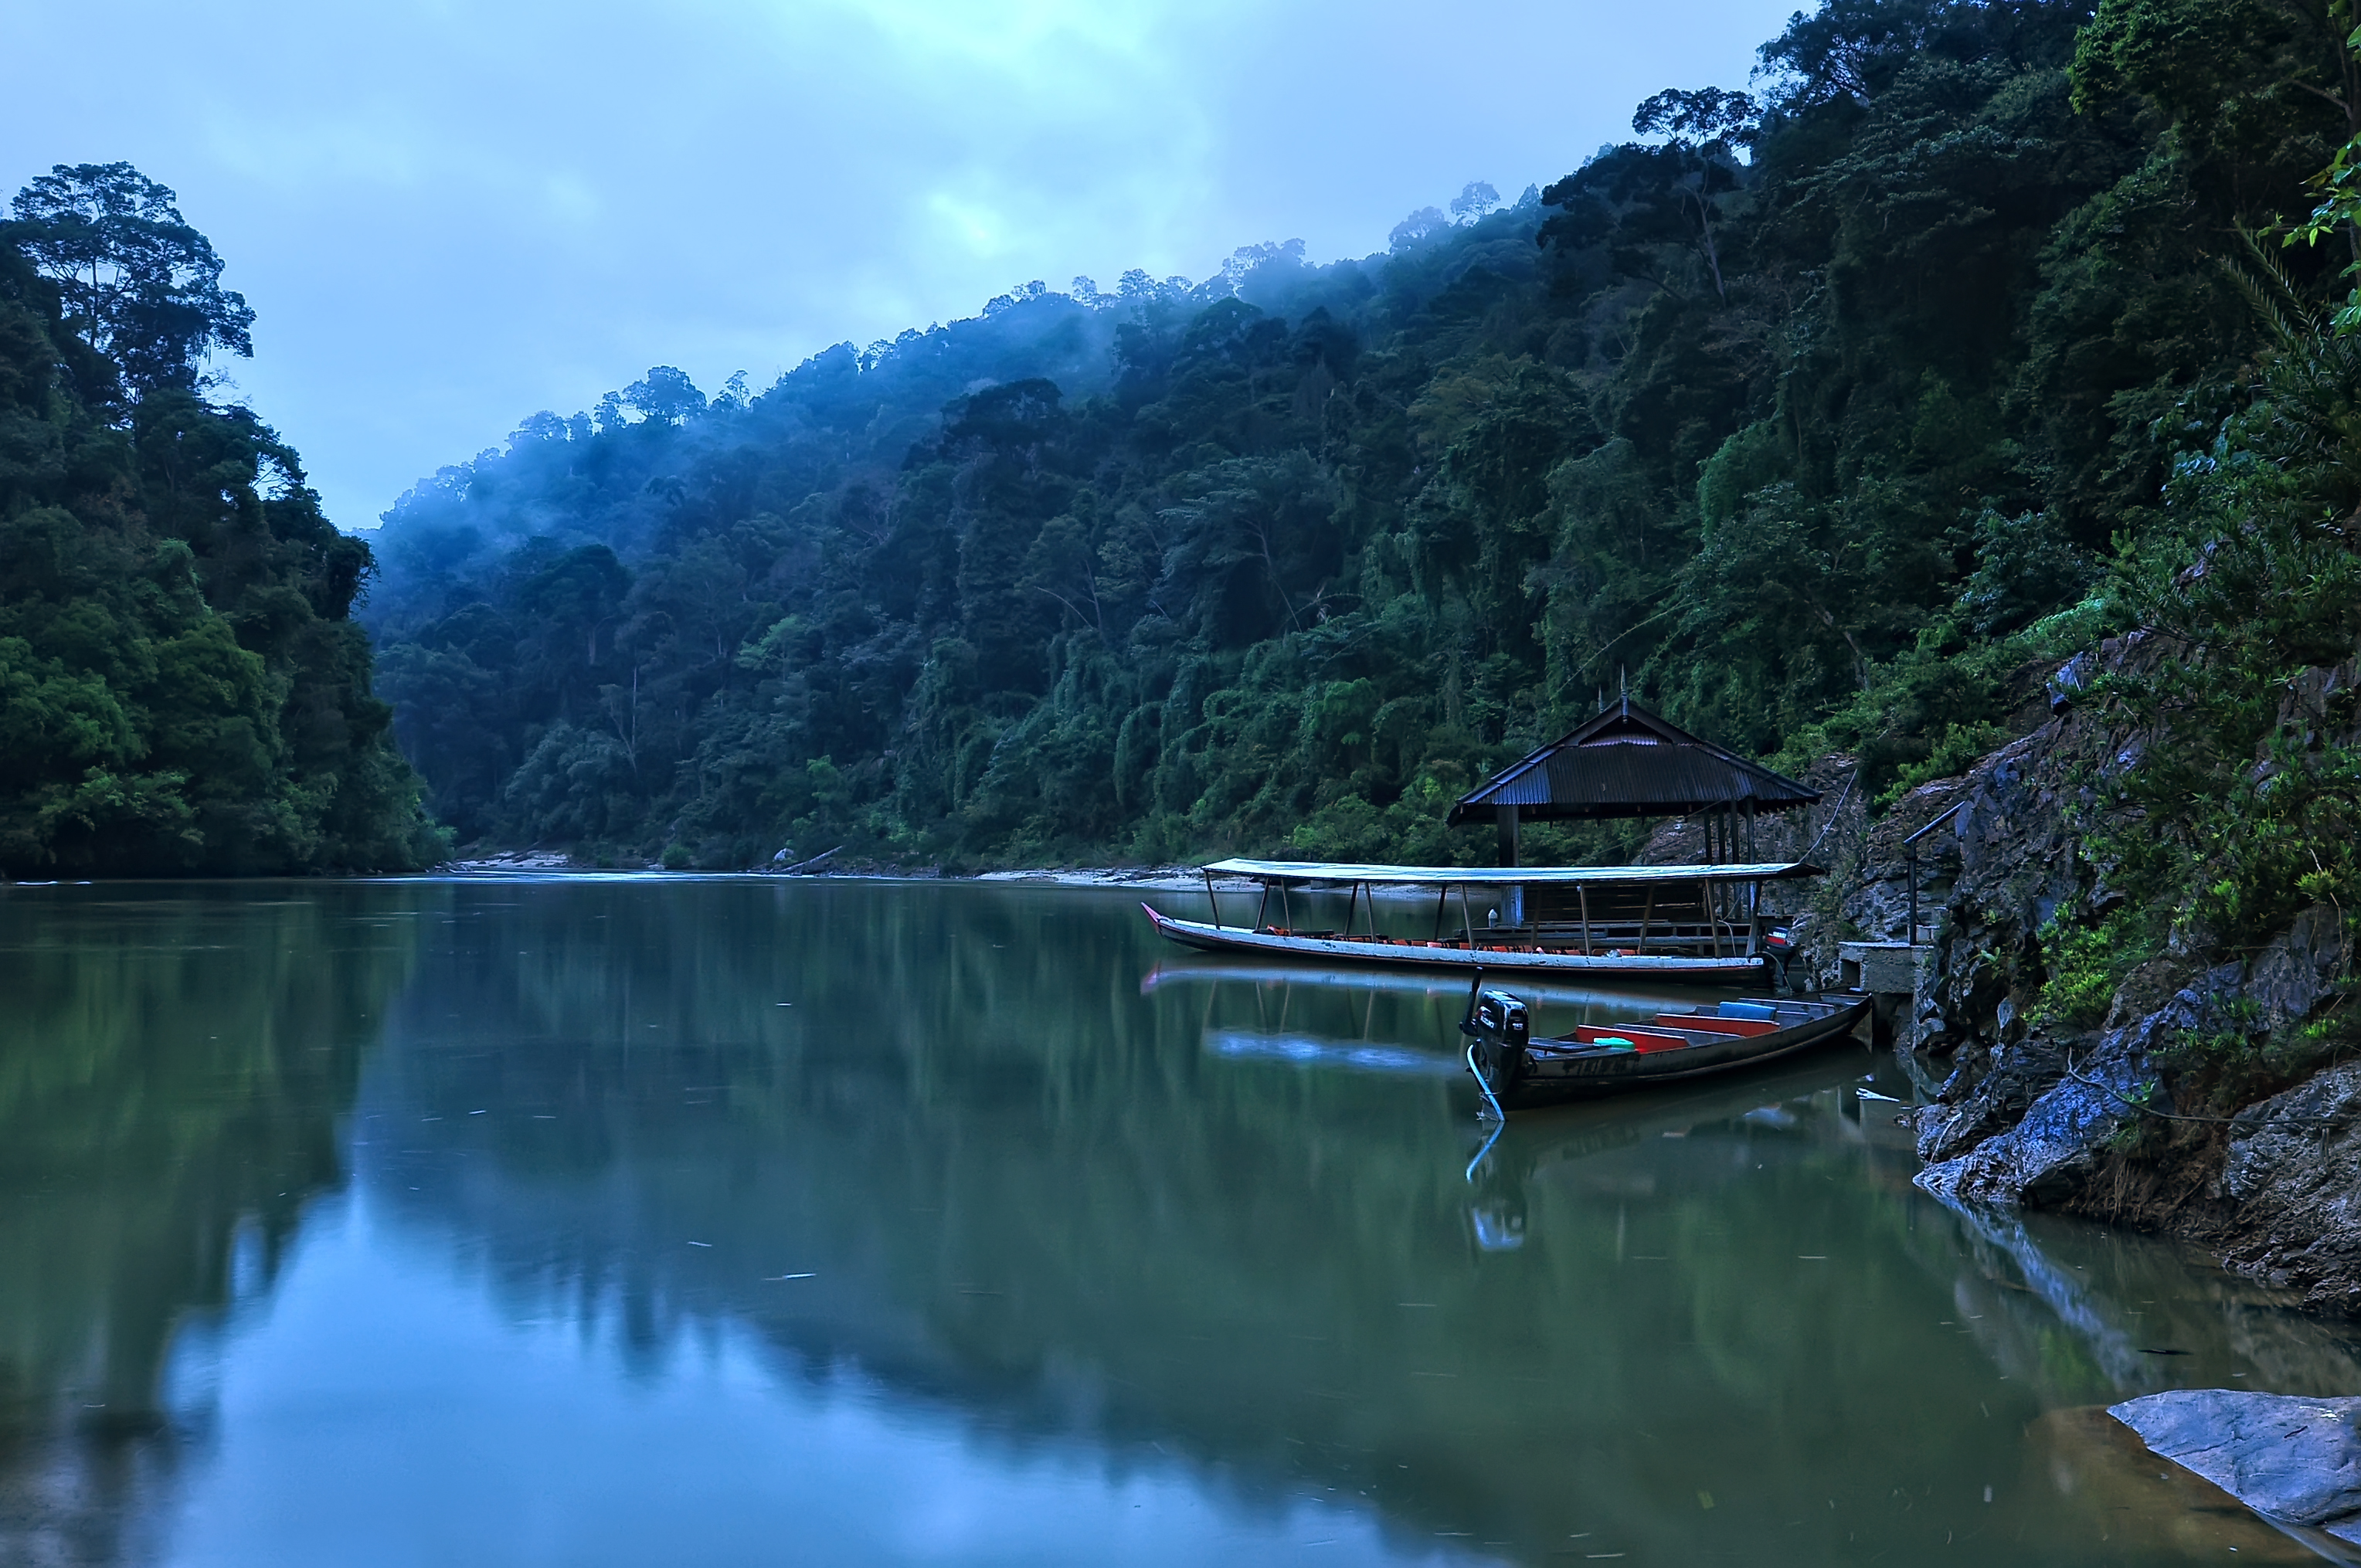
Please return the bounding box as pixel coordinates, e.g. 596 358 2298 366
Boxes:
1567 1023 1693 1053
1652 1015 1777 1037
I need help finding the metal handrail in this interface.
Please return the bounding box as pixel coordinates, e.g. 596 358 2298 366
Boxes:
1902 797 1969 847
1902 798 1969 938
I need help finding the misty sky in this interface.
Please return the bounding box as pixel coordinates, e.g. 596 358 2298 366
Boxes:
5 0 1800 531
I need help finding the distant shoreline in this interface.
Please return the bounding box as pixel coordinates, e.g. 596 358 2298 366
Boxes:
437 850 1259 892
427 857 1496 903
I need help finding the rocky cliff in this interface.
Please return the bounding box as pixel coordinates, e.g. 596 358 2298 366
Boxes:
1717 636 2361 1312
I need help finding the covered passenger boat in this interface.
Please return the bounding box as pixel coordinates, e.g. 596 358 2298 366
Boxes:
1141 697 1829 980
1460 986 1870 1111
1139 857 1821 980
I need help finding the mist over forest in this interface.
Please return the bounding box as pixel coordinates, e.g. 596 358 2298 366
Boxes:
8 0 2359 909
21 6 2361 1555
356 0 2342 874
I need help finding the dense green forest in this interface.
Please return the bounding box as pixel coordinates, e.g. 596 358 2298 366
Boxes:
0 165 435 875
359 0 2353 877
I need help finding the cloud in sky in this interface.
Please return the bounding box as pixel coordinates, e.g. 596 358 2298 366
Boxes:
3 0 1800 530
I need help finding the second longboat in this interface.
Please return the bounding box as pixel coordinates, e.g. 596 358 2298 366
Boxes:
1141 697 1828 982
1141 857 1816 981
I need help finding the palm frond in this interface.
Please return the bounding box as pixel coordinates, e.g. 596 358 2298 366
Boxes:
2219 228 2324 351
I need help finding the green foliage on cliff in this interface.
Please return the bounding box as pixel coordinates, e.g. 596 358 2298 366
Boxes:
365 0 2345 870
2041 0 2361 1048
0 165 436 874
2087 269 2361 962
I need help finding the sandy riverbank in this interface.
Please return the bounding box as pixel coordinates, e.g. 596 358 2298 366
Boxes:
970 866 1262 891
437 851 1264 891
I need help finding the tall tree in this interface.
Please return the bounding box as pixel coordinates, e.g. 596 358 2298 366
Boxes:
1 168 431 874
1540 90 1758 300
8 162 254 398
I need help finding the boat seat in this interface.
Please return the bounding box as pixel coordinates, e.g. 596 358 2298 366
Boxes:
1567 1023 1692 1053
1654 1015 1776 1037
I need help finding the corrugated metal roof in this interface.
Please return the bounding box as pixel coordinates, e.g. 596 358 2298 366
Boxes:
1448 701 1819 823
1201 858 1823 886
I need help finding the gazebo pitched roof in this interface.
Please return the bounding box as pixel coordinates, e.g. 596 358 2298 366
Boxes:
1446 699 1819 824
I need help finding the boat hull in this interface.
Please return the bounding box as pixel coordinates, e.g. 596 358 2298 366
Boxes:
1468 993 1871 1110
1140 904 1769 981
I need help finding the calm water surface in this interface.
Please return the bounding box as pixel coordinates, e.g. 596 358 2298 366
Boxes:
4 877 2358 1566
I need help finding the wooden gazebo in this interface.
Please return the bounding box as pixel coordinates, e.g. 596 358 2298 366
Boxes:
1449 698 1819 867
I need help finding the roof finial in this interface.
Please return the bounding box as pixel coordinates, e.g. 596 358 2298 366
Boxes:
1619 666 1628 717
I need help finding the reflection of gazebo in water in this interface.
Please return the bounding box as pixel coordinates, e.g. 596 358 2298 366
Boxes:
1448 697 1821 928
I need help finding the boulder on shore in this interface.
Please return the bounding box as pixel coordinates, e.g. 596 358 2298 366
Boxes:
2111 1389 2361 1550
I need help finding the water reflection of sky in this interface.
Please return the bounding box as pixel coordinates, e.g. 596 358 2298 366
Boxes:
161 1195 1469 1568
9 880 2361 1567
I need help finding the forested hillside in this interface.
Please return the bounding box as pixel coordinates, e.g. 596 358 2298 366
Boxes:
0 166 434 875
365 0 2353 874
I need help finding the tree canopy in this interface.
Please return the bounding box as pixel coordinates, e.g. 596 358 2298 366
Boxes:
0 168 435 874
352 0 2348 873
9 163 256 399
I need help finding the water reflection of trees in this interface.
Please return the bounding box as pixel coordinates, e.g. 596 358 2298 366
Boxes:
7 878 2333 1563
11 874 2353 1567
0 887 416 1567
354 879 2361 1565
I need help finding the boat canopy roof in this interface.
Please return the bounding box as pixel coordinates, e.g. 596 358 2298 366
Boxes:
1201 857 1823 887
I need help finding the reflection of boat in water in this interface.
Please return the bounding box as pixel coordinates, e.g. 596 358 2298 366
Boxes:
1467 1049 1874 1171
1463 987 1870 1111
1461 1050 1874 1251
1203 1030 1462 1077
1141 956 1712 1013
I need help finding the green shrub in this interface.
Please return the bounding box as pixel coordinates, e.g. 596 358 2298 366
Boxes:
2033 911 2152 1029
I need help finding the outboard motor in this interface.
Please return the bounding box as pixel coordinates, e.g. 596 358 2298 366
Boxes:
1461 988 1530 1100
1762 925 1794 990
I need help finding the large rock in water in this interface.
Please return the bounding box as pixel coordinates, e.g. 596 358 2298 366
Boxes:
2111 1390 2361 1546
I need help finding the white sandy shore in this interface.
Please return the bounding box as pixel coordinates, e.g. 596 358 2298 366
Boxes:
970 866 1259 891
970 867 1465 900
443 850 592 874
437 852 1262 890
435 854 1507 900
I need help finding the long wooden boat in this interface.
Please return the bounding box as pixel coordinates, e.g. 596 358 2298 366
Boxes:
1141 857 1820 980
1462 987 1870 1112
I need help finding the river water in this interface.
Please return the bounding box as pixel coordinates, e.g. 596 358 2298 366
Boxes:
4 877 2358 1566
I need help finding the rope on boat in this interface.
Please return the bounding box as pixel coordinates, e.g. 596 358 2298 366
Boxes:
1466 1041 1507 1124
1459 965 1508 1180
1462 1114 1505 1184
